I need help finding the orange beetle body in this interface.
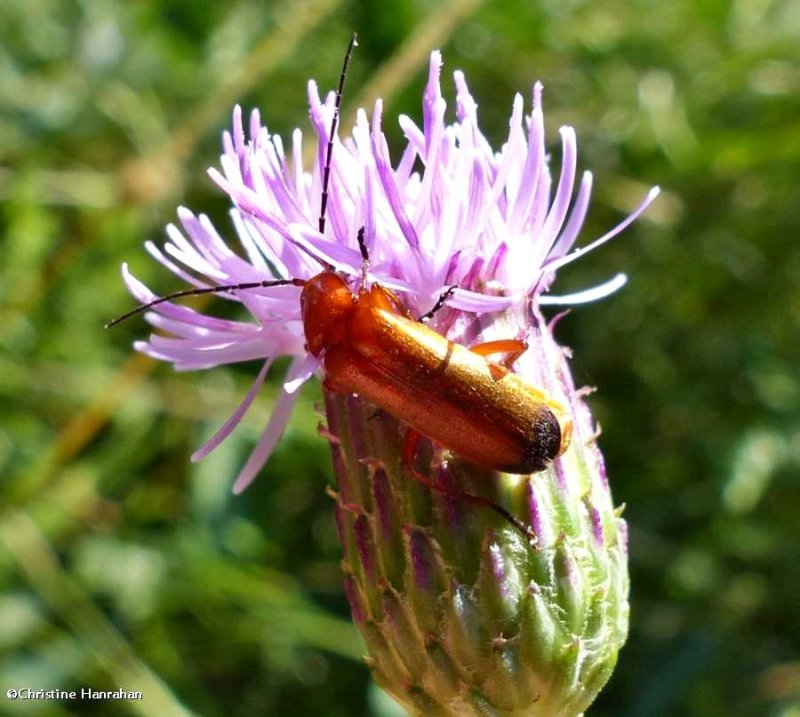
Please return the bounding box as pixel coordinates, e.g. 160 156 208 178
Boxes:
300 271 572 474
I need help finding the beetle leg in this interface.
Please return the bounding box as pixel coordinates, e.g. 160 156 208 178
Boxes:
418 286 457 323
401 428 537 545
469 339 528 368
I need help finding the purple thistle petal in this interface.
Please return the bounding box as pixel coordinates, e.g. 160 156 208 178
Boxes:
544 170 594 266
191 359 273 461
285 224 364 274
231 104 246 156
139 335 272 371
231 358 306 493
144 309 259 336
370 102 423 256
544 186 661 273
144 237 214 289
282 352 319 394
536 127 578 261
507 95 547 237
539 273 628 306
445 287 516 313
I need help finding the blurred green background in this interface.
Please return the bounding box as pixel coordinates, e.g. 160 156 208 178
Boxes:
1 0 798 715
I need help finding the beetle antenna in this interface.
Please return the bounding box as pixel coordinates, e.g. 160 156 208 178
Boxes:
356 225 370 286
105 277 305 329
319 33 358 236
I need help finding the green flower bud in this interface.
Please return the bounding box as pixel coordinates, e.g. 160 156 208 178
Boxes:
325 307 630 717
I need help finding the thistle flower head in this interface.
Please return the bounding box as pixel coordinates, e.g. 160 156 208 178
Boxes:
120 48 658 715
123 50 657 491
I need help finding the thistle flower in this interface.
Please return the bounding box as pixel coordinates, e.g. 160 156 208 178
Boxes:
120 50 658 716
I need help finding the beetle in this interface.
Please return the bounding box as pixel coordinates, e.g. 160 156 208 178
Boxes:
107 34 572 534
301 260 571 475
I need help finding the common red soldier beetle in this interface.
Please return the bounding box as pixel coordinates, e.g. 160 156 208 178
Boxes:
107 34 572 537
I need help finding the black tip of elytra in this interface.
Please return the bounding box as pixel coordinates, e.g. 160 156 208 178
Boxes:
522 408 562 473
